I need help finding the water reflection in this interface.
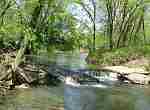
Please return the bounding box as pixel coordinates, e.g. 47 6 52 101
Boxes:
96 85 150 110
64 85 96 110
64 84 150 110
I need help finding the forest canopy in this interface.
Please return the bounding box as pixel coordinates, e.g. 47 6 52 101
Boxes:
0 0 150 53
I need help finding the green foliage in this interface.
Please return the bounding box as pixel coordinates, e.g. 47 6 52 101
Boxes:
0 0 79 53
87 45 150 66
0 0 150 55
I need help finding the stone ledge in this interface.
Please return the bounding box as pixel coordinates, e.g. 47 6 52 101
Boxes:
102 66 149 75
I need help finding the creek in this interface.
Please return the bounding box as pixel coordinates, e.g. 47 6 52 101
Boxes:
1 50 150 110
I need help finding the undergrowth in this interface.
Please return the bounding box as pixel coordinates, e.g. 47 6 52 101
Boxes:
87 45 150 66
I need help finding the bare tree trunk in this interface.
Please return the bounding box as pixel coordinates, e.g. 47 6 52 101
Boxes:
106 0 113 49
142 2 146 43
105 0 144 48
116 2 140 48
80 0 97 51
92 0 96 51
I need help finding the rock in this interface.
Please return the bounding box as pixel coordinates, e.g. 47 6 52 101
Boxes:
15 83 30 89
109 72 118 81
127 73 150 84
102 66 150 85
103 66 149 74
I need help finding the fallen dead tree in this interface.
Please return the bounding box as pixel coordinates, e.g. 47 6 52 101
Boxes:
0 50 55 92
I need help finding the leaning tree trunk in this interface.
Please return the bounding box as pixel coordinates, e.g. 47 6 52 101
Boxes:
10 27 29 88
11 46 26 88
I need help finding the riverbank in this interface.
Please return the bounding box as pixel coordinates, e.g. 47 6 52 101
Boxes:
87 46 150 85
1 48 150 109
0 49 69 110
87 45 150 68
0 50 62 96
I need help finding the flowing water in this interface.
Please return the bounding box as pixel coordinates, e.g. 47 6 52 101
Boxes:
1 50 150 110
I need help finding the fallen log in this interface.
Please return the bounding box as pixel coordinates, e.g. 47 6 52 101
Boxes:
0 69 11 81
16 67 33 84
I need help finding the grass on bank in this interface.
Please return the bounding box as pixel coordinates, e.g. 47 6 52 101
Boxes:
87 45 150 66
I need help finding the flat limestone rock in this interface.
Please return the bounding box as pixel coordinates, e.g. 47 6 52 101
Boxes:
128 73 150 84
102 66 150 84
103 66 149 74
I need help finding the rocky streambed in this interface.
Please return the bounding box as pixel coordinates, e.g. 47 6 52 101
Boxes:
101 66 150 85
